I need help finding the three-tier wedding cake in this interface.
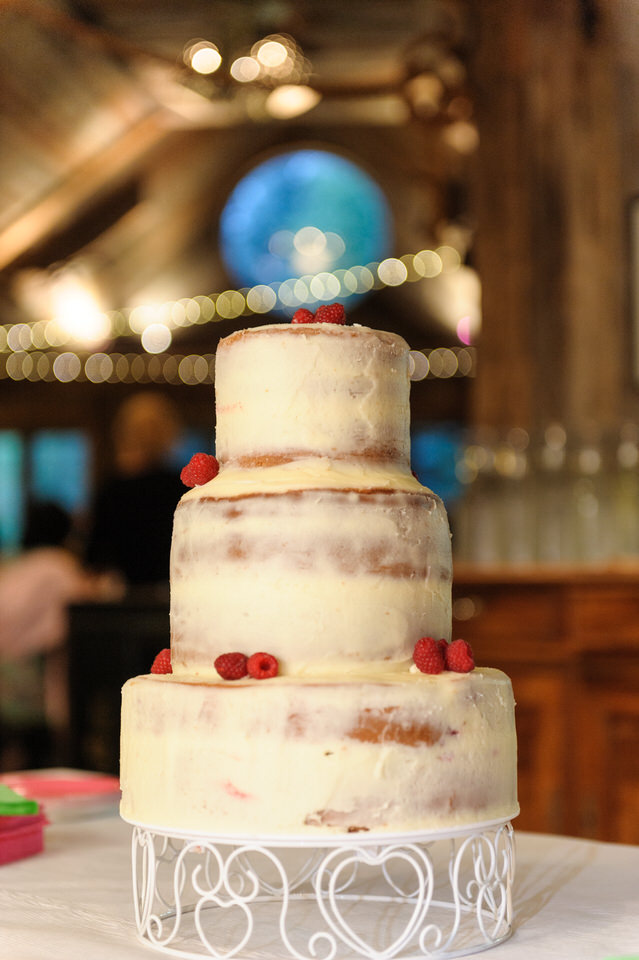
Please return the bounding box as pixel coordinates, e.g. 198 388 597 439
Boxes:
120 313 518 835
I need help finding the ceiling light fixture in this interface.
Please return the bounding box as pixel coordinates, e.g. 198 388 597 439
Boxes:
255 39 289 69
184 40 222 75
230 56 260 83
265 84 321 118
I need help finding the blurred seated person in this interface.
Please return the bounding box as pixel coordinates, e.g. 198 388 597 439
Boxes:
85 391 184 593
0 501 102 770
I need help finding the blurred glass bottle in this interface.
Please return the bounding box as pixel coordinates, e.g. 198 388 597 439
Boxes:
611 422 639 559
569 428 613 564
452 429 503 565
495 428 534 565
534 423 574 563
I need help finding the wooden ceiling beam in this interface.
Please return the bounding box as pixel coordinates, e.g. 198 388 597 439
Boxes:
0 110 169 271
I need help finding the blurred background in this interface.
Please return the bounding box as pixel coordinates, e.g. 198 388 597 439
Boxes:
0 0 638 843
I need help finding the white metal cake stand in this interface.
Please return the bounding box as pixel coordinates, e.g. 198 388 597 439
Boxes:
124 817 515 960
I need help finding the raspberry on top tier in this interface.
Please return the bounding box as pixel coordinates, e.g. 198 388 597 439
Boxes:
292 303 346 325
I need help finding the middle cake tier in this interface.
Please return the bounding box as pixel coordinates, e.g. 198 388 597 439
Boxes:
170 484 452 676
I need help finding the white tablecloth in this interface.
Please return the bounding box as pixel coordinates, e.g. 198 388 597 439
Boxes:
0 815 637 960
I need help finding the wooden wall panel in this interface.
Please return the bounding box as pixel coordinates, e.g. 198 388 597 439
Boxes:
468 2 626 434
454 568 639 842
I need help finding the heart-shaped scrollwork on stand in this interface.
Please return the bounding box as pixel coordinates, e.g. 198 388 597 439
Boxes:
127 820 515 960
314 843 435 959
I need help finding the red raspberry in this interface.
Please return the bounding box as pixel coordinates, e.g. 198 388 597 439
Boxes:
247 651 279 680
214 652 248 680
150 648 172 674
413 637 445 674
445 639 475 673
291 308 315 324
314 303 346 324
180 452 219 487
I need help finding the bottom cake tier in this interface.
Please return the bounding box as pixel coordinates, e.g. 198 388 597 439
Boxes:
120 668 518 835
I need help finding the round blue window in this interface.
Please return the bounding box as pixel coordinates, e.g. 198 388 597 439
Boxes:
218 148 392 307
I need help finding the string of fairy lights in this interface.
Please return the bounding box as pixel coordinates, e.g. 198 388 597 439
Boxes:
0 245 476 385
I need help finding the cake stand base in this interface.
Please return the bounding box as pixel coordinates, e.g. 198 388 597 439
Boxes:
126 818 515 960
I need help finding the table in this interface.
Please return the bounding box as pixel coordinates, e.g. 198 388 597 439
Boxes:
0 815 637 960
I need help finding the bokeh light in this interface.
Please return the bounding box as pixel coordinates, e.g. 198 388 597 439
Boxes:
187 42 222 75
53 352 82 382
377 257 408 286
230 57 260 82
255 40 288 68
141 323 173 354
49 268 110 347
265 85 321 119
218 148 392 310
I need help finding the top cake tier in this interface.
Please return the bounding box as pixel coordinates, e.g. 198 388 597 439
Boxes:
214 323 411 468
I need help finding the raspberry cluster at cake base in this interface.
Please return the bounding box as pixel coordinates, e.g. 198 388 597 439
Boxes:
120 317 518 836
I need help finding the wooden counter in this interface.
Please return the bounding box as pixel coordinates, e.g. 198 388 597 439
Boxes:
452 563 639 842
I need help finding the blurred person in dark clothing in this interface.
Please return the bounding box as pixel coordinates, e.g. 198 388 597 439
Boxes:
85 392 184 590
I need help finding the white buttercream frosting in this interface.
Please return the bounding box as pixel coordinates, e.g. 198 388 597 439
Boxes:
214 323 411 466
181 457 426 501
120 668 519 835
170 485 452 676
